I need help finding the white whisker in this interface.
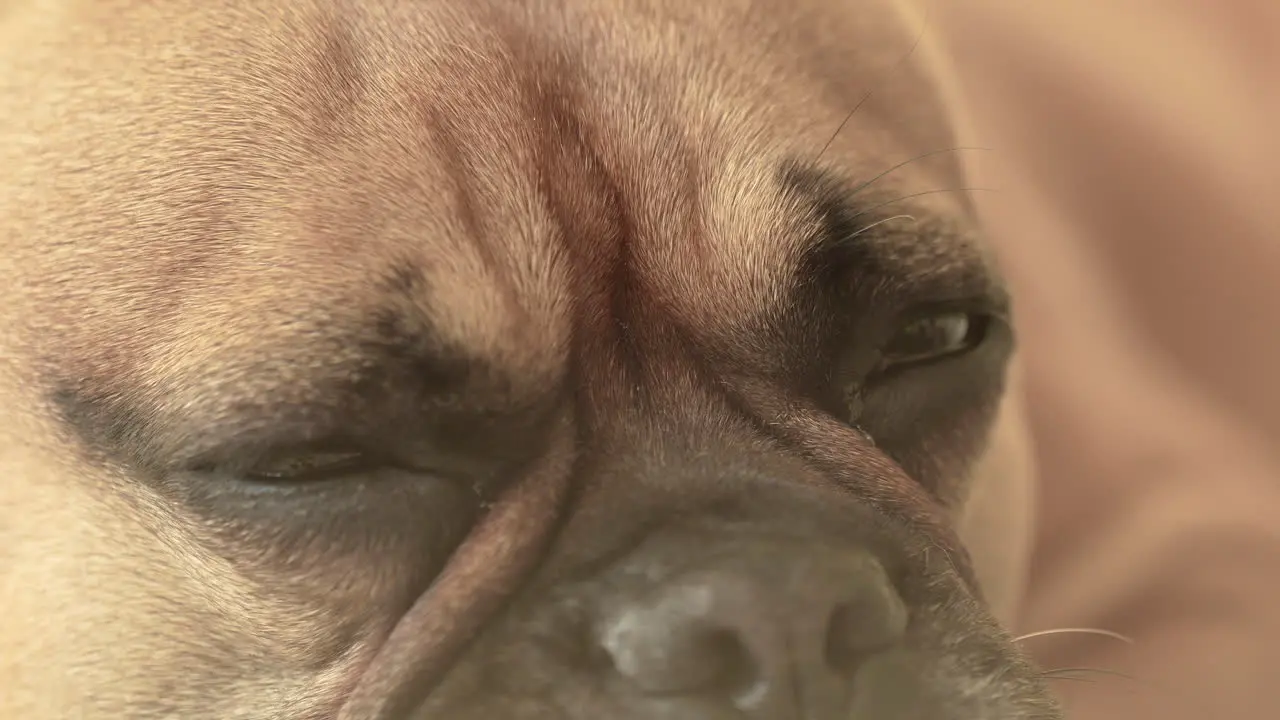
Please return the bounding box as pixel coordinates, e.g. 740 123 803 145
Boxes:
846 214 917 240
1015 627 1135 645
1039 666 1137 682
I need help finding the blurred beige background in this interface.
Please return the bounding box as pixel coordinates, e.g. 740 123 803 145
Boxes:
927 2 1280 718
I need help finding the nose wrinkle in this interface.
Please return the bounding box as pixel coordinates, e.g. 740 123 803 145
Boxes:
338 415 577 720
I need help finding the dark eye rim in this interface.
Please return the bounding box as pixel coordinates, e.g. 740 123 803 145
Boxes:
871 302 1002 380
241 451 373 483
185 439 387 485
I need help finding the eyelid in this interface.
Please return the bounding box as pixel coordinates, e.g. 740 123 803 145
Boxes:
870 308 994 380
183 434 373 479
243 448 371 481
894 295 1006 322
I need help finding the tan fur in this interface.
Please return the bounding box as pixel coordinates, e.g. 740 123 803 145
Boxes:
0 1 1038 718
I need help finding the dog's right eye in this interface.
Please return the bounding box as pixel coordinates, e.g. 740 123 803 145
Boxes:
877 310 990 374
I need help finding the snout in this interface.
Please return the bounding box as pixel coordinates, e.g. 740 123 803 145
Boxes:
595 541 910 717
409 488 1063 720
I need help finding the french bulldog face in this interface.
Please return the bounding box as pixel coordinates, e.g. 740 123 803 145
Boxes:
0 1 1056 718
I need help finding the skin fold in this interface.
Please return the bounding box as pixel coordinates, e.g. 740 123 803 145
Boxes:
0 1 1063 718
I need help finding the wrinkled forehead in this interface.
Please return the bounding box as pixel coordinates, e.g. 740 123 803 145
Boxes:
400 0 977 323
12 0 984 436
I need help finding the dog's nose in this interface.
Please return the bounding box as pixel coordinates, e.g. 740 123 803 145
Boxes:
597 553 908 715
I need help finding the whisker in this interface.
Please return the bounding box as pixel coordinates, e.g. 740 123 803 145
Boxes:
846 187 998 222
1040 674 1101 685
815 91 871 165
1037 665 1221 716
815 1 934 163
848 147 992 200
1015 628 1136 645
844 214 917 241
1039 667 1138 683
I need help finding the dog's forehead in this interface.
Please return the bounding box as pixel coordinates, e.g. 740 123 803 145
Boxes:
216 0 974 298
7 0 984 440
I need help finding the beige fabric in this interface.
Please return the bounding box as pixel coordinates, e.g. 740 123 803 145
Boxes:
927 2 1280 718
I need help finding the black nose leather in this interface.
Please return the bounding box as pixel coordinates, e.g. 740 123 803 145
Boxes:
597 552 908 715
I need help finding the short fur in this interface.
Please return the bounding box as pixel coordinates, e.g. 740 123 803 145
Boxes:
0 1 1057 718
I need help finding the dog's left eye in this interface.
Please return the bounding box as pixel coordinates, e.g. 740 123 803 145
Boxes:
878 310 989 372
242 449 371 482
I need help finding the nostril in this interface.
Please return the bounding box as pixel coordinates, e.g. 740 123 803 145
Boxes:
701 628 762 702
824 587 910 674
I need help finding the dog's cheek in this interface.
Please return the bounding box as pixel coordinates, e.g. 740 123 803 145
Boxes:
0 447 361 720
955 357 1037 627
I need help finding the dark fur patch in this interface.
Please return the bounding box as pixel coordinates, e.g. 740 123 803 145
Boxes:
49 384 157 471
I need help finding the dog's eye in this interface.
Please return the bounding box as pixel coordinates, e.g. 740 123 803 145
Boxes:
242 448 371 482
878 310 989 372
